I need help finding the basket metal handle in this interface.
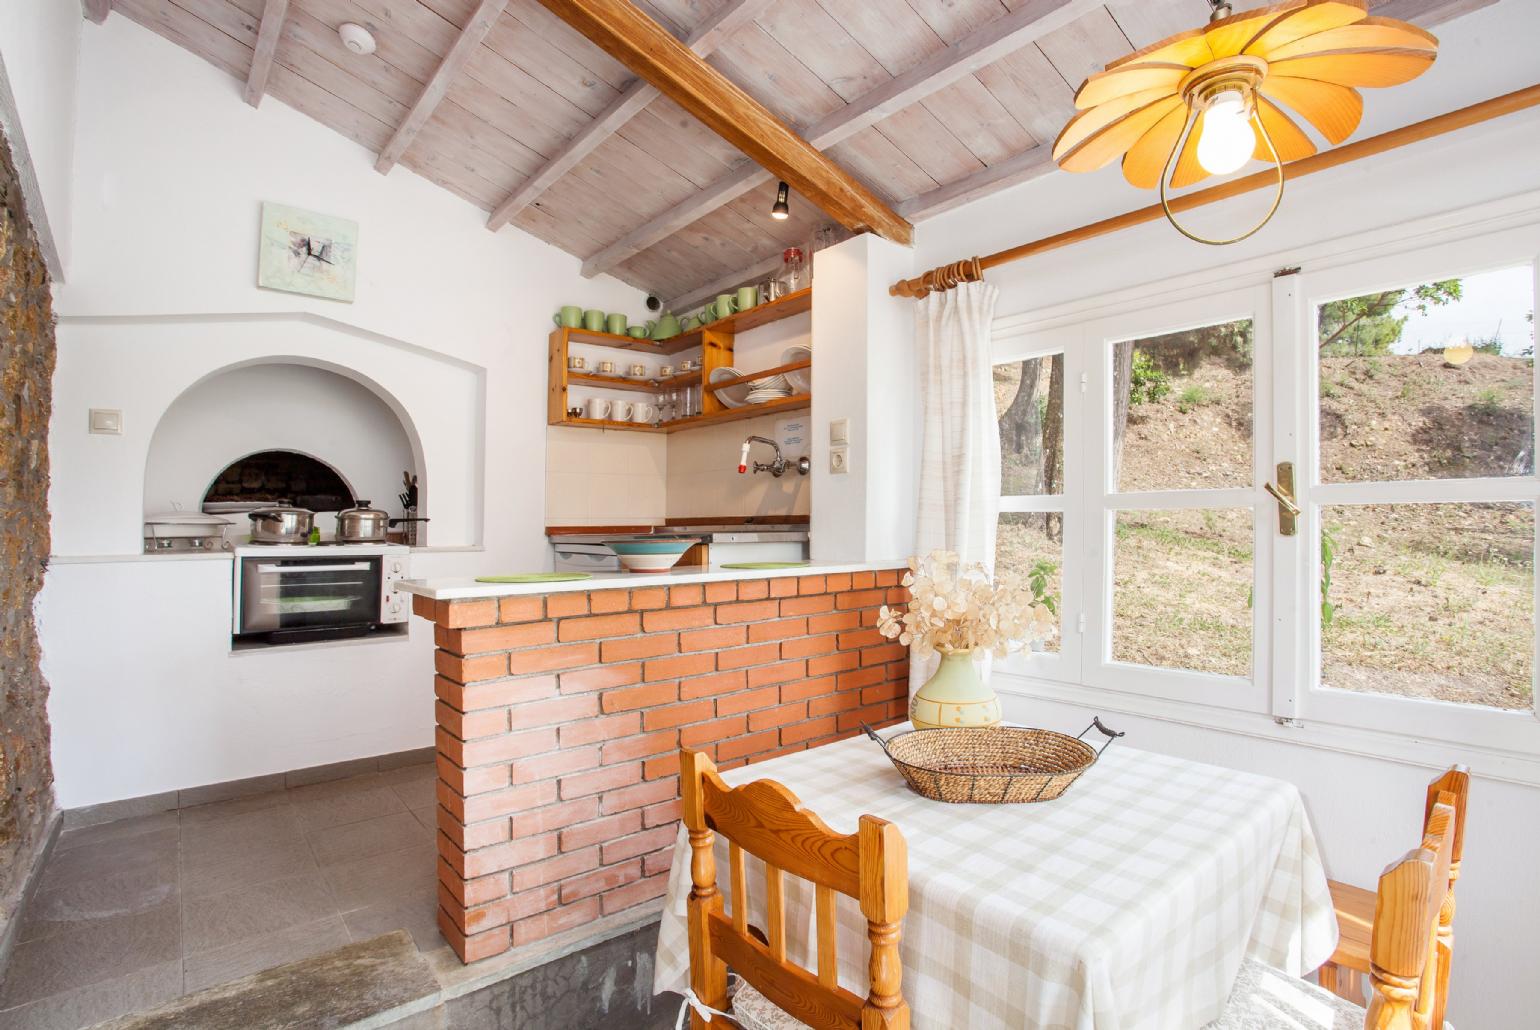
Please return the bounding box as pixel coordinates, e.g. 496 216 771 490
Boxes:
1076 717 1125 757
861 722 894 757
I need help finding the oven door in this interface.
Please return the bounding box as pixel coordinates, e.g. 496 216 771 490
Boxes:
237 556 384 635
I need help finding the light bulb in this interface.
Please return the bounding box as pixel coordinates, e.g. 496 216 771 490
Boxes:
1196 90 1254 175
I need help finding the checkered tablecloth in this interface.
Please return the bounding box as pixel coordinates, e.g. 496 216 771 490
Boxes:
653 726 1337 1029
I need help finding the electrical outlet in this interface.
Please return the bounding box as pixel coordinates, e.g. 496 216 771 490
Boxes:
88 409 123 435
829 447 848 475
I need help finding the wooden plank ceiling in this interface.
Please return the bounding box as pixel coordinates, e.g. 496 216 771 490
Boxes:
109 0 1477 307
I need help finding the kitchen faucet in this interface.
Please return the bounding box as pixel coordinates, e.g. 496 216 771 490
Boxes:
738 435 810 478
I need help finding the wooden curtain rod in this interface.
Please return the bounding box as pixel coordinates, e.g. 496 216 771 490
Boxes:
890 82 1540 299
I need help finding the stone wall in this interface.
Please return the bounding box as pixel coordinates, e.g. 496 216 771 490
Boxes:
0 130 57 943
417 569 910 962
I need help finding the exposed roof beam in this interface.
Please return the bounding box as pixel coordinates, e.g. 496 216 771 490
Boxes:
579 0 1101 278
243 0 289 108
376 0 510 175
486 0 774 230
537 0 911 254
82 0 112 24
1371 0 1498 22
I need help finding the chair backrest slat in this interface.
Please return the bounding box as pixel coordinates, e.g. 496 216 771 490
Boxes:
816 884 838 988
766 863 787 962
680 747 910 1030
729 841 747 934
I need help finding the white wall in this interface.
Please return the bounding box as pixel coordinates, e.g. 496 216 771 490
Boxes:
0 0 81 273
896 5 1540 1024
142 362 418 539
40 15 647 808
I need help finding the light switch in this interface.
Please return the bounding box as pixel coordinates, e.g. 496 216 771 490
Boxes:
88 409 123 435
829 447 848 475
829 418 849 445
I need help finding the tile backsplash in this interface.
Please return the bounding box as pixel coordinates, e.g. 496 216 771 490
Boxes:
667 413 809 519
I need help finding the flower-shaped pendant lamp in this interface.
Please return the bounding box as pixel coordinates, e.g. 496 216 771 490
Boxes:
1052 0 1438 244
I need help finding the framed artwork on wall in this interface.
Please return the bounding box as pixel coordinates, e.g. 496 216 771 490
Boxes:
257 202 358 302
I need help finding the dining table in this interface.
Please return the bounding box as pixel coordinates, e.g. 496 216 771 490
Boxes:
652 724 1339 1029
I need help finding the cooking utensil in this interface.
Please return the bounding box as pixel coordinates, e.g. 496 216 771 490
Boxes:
143 511 233 554
336 499 390 543
247 506 314 544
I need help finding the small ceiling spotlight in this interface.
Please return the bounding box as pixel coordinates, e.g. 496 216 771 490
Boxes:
338 23 378 57
771 181 791 220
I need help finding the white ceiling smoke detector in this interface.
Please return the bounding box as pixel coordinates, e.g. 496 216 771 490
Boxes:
338 23 377 56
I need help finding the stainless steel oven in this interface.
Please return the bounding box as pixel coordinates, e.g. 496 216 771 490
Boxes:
233 543 409 644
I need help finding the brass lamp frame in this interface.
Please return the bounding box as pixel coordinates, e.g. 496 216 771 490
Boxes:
1159 57 1285 246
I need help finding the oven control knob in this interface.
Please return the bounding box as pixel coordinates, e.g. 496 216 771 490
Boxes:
391 561 403 574
390 599 404 614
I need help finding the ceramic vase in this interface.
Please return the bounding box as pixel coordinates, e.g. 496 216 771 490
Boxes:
908 649 1001 730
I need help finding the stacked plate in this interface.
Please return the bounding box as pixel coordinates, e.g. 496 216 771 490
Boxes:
745 373 791 405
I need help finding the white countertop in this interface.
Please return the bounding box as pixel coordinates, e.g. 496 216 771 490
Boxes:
399 560 905 600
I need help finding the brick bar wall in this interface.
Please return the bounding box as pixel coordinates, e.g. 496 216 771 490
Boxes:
416 569 910 963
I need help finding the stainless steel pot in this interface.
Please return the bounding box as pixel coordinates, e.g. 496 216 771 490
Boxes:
336 500 390 543
247 506 314 543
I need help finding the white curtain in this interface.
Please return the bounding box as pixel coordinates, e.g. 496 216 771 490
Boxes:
911 281 1002 691
914 280 1002 570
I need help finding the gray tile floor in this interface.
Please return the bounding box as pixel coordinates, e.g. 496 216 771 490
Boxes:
0 763 445 1030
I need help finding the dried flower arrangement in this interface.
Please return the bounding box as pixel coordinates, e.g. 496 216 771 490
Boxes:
877 550 1056 659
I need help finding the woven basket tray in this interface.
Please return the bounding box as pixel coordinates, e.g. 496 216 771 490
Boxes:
864 720 1123 804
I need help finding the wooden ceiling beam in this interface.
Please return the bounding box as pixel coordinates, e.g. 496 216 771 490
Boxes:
82 0 112 24
376 0 510 175
243 0 289 108
536 0 911 250
486 0 774 231
579 0 1102 278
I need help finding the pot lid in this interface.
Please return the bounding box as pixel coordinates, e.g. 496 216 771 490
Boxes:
145 511 232 526
247 506 314 518
338 500 388 516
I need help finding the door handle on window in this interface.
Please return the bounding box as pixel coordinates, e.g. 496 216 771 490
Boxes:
1264 464 1300 536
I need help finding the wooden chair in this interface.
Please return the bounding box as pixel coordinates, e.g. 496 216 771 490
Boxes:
1209 796 1456 1029
1319 765 1469 1028
679 747 910 1030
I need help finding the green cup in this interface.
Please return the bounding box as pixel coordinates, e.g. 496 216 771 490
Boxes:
554 305 582 328
736 286 759 312
679 315 698 332
606 313 627 335
627 326 650 339
713 294 737 320
582 309 605 332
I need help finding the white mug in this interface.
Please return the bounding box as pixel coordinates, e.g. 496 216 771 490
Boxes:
614 400 635 421
632 402 656 423
658 364 674 378
596 360 616 375
628 363 648 378
585 397 612 420
568 355 586 370
679 358 696 371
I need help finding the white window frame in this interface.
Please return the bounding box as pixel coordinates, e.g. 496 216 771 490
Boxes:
1289 225 1540 753
987 203 1540 777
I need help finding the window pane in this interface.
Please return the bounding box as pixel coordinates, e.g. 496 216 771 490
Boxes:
1320 503 1534 711
1112 320 1254 492
1113 508 1253 676
996 512 1062 654
1318 264 1536 482
995 355 1064 495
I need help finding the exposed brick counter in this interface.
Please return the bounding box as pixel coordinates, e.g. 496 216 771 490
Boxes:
404 564 910 963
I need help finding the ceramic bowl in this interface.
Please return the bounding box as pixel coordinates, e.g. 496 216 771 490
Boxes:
605 538 699 573
782 345 812 393
708 367 751 409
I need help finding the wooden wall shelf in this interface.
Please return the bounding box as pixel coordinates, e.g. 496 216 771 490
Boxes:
550 288 812 434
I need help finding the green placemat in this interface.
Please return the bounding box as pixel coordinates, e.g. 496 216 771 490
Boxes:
718 561 811 570
475 573 592 583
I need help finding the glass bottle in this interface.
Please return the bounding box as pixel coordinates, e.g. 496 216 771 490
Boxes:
780 247 806 294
